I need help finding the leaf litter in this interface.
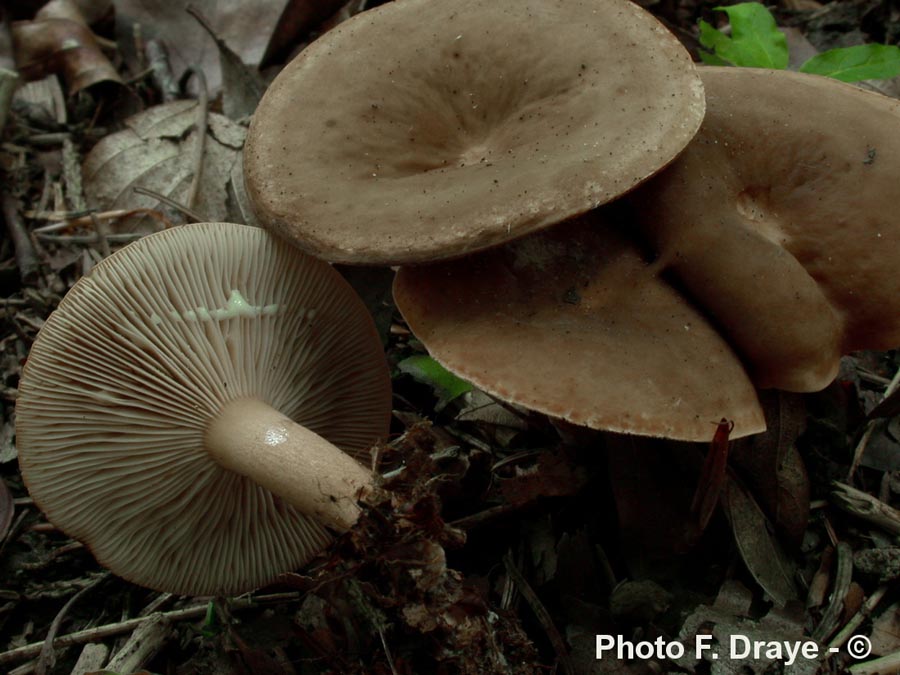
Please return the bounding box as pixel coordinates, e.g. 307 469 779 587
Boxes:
1 1 900 674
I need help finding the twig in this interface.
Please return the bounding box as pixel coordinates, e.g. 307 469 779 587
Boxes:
88 212 110 257
62 137 87 212
812 541 853 642
450 503 517 530
36 573 109 675
503 551 575 675
20 541 84 571
0 592 302 666
848 366 900 479
849 649 900 675
831 481 900 536
181 67 208 212
829 586 888 650
138 593 174 617
132 187 204 223
376 625 399 675
104 613 171 673
35 232 148 245
1 192 39 283
31 208 173 233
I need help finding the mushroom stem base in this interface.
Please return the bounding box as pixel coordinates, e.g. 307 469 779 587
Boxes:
205 398 372 531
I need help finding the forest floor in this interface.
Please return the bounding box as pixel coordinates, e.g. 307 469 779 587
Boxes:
1 0 900 674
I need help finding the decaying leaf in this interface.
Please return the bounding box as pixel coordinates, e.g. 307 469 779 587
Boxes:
609 579 671 625
11 0 121 94
114 0 345 94
82 100 245 232
870 602 900 656
690 418 733 533
731 391 810 545
677 580 818 675
499 450 587 508
187 7 266 119
456 390 528 430
723 477 799 606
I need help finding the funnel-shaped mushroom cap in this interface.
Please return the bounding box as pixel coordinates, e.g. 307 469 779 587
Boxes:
244 0 705 265
17 223 391 595
393 214 765 441
632 67 900 391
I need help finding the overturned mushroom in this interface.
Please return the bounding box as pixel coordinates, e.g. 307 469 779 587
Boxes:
16 223 391 595
630 67 900 392
244 0 705 264
393 213 766 441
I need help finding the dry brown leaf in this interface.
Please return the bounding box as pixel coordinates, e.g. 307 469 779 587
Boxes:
731 391 810 545
114 0 342 94
261 0 356 67
82 100 245 231
499 450 586 508
187 7 266 119
11 0 121 94
677 580 818 675
723 476 799 607
871 602 900 656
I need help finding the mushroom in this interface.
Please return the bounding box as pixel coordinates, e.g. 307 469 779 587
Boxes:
630 66 900 391
393 212 766 441
16 223 392 595
243 0 705 265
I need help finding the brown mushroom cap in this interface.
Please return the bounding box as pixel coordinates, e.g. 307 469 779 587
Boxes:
631 67 900 391
244 0 705 265
393 213 766 441
16 223 391 595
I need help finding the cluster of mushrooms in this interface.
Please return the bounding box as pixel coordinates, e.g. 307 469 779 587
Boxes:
15 0 900 596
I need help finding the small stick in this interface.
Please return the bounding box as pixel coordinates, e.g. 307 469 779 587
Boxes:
829 586 887 650
0 592 303 666
31 208 173 233
849 649 900 675
503 551 575 675
88 212 111 257
62 138 87 213
848 366 900 479
450 503 517 530
182 67 209 212
36 573 109 675
831 481 900 536
35 232 148 245
1 192 39 283
132 187 204 223
812 541 853 642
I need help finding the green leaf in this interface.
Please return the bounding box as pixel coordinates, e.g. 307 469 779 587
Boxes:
201 601 218 637
698 3 788 69
800 43 900 82
698 20 732 66
397 355 473 411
